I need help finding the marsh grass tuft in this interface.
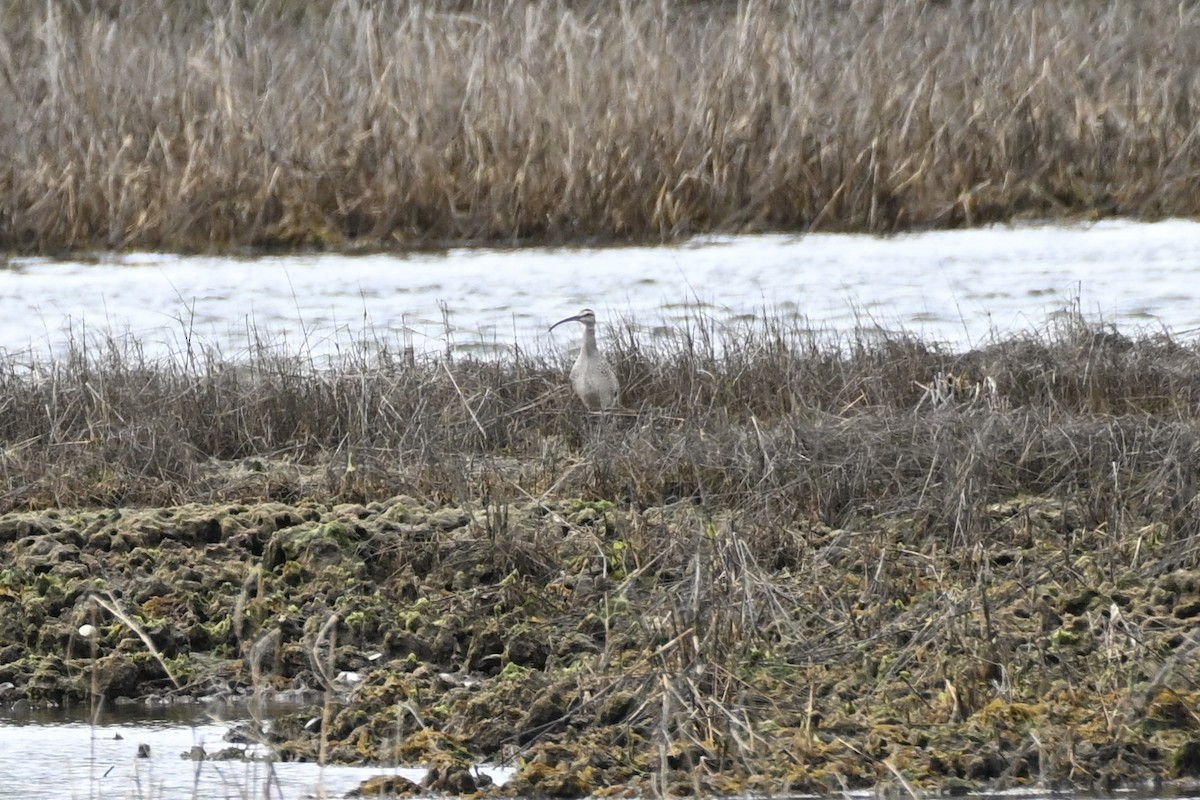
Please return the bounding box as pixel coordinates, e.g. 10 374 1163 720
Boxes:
2 0 1200 251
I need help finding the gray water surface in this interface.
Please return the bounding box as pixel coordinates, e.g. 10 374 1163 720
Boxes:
0 705 509 800
2 219 1198 362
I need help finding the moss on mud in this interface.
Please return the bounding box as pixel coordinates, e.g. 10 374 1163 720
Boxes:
2 492 1200 795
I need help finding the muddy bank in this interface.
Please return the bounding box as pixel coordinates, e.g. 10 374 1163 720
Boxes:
1 489 1200 796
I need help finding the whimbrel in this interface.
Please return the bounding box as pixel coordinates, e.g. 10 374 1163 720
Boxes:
549 308 619 411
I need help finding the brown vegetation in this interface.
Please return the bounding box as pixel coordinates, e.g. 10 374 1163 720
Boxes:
1 0 1199 252
1 307 1197 529
3 311 1200 792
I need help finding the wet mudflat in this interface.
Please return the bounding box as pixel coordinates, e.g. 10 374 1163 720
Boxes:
2 482 1200 797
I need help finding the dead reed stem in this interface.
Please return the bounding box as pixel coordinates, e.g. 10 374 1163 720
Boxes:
90 592 183 690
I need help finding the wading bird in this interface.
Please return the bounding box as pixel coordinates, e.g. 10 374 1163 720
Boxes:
549 308 619 411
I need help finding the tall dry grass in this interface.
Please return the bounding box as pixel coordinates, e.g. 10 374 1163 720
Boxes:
1 308 1198 560
1 0 1198 251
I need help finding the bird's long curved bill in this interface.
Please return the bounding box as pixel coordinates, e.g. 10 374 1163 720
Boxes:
549 314 583 332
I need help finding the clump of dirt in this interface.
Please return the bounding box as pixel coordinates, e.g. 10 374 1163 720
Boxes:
3 491 1200 796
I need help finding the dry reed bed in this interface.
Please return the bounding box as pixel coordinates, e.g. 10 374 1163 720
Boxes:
1 0 1198 251
0 313 1197 547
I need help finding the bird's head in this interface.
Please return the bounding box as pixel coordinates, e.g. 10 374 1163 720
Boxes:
549 308 597 332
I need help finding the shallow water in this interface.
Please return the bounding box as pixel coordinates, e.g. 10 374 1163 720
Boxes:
1 219 1198 362
0 708 1175 800
0 705 510 800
